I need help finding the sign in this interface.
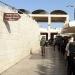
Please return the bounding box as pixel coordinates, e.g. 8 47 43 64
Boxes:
4 13 21 21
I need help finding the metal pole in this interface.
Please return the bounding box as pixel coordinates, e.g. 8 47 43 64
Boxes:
66 5 75 20
74 8 75 20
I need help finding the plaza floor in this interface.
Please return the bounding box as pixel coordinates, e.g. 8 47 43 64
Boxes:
1 46 67 75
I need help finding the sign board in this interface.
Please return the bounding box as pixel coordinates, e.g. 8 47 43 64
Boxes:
4 13 21 21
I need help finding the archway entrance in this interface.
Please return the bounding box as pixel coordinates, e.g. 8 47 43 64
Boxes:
29 9 69 40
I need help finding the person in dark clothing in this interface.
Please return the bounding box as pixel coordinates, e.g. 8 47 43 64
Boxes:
65 36 75 75
63 36 68 56
53 37 57 51
56 35 62 52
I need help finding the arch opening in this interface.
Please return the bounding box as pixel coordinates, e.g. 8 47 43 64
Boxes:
32 9 48 14
50 10 67 15
18 9 30 14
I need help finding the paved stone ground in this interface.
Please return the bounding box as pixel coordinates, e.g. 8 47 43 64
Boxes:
0 46 67 75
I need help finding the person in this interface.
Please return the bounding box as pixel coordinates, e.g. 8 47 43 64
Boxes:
45 40 48 47
48 38 52 45
63 36 68 56
65 36 75 75
40 36 46 56
53 37 57 51
55 35 62 52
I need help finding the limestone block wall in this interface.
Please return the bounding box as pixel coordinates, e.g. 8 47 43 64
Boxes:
0 7 40 73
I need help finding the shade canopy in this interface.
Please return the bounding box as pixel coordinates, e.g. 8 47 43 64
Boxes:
18 9 30 14
30 9 68 22
62 27 75 33
50 10 67 15
62 20 75 33
32 9 48 14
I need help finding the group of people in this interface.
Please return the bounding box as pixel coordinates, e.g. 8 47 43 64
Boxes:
53 35 75 75
65 36 75 75
53 35 68 55
40 34 75 75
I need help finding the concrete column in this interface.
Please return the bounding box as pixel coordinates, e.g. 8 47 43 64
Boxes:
48 15 51 39
66 15 69 23
64 15 69 27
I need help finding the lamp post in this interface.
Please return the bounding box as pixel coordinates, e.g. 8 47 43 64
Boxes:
67 5 75 20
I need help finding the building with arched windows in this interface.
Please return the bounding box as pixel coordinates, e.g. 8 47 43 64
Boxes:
29 9 69 40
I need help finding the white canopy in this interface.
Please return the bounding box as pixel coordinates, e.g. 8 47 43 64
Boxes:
69 20 75 27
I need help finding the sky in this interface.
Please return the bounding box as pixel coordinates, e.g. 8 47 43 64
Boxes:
0 0 75 29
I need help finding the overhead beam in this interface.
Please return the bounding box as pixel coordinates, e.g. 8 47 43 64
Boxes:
29 14 69 22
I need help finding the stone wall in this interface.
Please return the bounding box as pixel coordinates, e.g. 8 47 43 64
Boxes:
0 6 40 73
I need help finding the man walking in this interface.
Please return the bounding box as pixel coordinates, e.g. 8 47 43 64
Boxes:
40 36 46 56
